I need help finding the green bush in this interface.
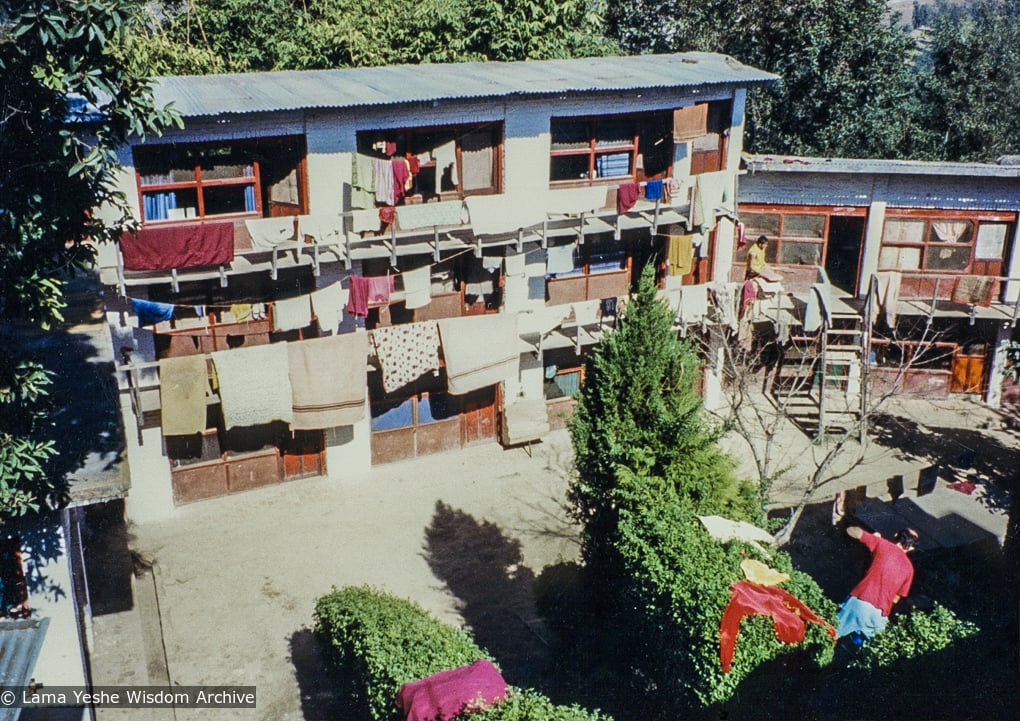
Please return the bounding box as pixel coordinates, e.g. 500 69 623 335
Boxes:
613 472 836 709
314 585 611 721
852 602 978 669
314 585 486 720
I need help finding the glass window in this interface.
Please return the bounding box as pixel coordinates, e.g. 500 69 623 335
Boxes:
879 246 922 270
783 215 825 238
975 223 1009 260
924 244 971 271
371 398 414 431
550 112 669 186
882 218 927 244
743 213 780 237
418 393 455 424
779 241 822 265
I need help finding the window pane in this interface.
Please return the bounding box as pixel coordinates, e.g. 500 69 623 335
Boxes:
594 152 631 178
551 155 591 182
551 121 590 150
924 244 970 271
929 220 973 243
879 246 921 270
553 370 580 397
691 131 721 152
975 223 1009 260
371 398 413 431
743 213 780 236
779 241 822 265
204 184 255 215
418 393 454 424
783 214 825 238
460 130 496 192
594 118 635 148
882 218 926 244
588 233 626 271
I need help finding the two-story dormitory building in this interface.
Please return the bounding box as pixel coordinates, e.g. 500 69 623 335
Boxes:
95 53 775 519
737 155 1020 417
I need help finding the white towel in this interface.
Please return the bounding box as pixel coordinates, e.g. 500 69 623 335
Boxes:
374 158 394 205
503 274 528 312
212 343 293 429
438 314 519 395
875 271 901 328
571 300 600 326
402 265 433 310
465 194 546 236
546 186 609 216
298 214 341 244
351 209 381 234
311 283 347 334
504 253 526 277
545 244 576 275
679 284 709 325
245 217 295 249
273 294 313 332
396 200 465 230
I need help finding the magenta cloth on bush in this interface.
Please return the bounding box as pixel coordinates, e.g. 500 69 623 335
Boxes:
119 222 234 271
395 659 507 721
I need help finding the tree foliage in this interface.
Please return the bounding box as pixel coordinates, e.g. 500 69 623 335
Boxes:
915 0 1020 162
569 263 758 568
606 0 920 158
0 0 177 516
119 0 617 75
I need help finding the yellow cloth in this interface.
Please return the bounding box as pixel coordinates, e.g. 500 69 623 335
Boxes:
228 303 252 322
667 234 696 276
740 559 790 586
746 243 767 276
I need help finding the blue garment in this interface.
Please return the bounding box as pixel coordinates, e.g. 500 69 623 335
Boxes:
644 179 664 201
132 298 175 326
836 595 888 639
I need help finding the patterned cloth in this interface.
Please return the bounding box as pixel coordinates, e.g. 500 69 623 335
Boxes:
371 321 440 393
211 343 293 429
396 200 465 230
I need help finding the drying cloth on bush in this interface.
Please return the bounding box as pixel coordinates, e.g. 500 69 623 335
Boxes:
395 659 508 721
371 321 440 393
835 594 888 640
212 343 293 429
947 480 977 495
158 355 209 436
402 265 433 310
132 298 175 327
311 283 347 334
287 333 368 429
245 217 295 249
697 515 775 545
951 275 995 307
438 314 518 395
740 559 790 587
720 581 834 673
120 222 234 271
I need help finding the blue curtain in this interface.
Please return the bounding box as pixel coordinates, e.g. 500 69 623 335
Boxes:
143 191 177 221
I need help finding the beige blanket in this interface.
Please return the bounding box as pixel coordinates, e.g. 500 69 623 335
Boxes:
159 355 209 436
288 333 368 429
212 343 293 429
438 314 518 395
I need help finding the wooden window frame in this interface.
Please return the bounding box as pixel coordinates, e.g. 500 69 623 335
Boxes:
356 122 504 202
879 210 1015 275
736 209 831 266
135 136 308 225
549 114 645 187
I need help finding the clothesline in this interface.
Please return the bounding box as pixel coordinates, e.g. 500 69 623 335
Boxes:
121 245 482 313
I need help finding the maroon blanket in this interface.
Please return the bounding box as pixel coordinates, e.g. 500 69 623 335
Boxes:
395 659 507 721
120 222 235 271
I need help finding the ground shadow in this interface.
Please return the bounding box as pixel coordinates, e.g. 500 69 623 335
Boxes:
422 501 550 690
288 628 353 721
81 500 134 616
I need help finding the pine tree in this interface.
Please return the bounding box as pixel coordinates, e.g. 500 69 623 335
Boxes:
568 264 757 570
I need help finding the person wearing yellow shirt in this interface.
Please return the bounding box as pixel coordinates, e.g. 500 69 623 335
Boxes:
745 234 770 279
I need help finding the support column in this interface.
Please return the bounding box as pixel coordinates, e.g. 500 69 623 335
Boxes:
986 323 1013 408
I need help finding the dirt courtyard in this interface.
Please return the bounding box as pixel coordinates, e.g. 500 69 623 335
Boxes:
89 429 583 721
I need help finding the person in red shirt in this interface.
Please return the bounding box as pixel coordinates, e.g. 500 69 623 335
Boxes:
836 526 918 643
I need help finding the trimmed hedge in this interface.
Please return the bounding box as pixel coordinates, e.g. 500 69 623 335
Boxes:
314 585 611 721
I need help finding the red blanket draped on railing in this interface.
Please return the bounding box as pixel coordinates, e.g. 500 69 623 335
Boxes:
120 222 235 271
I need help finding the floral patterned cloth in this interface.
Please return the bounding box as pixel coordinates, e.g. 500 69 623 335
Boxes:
371 321 440 393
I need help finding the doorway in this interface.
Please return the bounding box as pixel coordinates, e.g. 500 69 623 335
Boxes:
825 216 866 293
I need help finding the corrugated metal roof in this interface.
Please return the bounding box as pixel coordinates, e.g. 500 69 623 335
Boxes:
744 154 1020 178
153 53 777 118
0 617 49 721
